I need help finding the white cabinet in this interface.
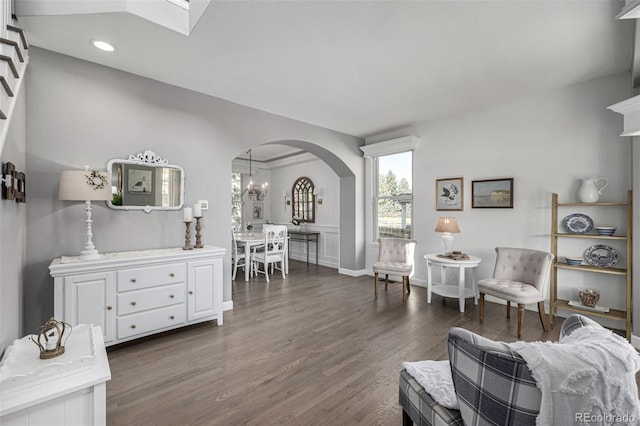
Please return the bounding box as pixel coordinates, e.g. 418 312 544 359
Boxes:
60 272 115 343
0 325 110 426
50 246 225 346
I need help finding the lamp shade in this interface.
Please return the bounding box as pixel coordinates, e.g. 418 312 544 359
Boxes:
59 170 112 201
434 217 460 233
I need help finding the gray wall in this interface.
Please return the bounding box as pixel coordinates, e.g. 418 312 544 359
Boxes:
0 87 26 353
24 47 364 333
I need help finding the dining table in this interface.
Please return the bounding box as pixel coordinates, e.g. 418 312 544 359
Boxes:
233 232 289 281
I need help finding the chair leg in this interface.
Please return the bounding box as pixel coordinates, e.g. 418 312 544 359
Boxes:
406 277 411 293
402 409 412 426
538 301 550 332
506 300 511 319
374 272 378 298
479 293 485 324
281 260 286 279
264 261 270 283
517 303 525 339
385 274 389 291
232 260 237 280
402 277 407 302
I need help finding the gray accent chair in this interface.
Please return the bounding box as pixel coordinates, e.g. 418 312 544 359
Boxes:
477 247 554 339
373 238 417 300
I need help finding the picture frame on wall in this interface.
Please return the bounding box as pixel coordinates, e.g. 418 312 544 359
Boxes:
253 202 264 219
436 177 464 211
127 169 152 193
472 178 514 208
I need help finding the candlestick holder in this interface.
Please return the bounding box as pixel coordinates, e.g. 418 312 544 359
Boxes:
183 221 193 250
194 216 204 248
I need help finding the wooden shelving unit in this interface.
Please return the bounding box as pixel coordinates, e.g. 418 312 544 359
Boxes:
549 191 633 339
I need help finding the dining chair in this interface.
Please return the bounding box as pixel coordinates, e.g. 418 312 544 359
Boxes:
251 225 288 282
477 247 554 339
231 230 247 280
373 238 417 301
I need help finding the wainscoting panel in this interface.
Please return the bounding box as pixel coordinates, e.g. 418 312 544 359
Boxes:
288 224 339 269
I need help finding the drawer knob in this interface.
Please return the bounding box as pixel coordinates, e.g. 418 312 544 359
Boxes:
169 294 175 298
131 324 137 329
131 301 137 306
189 290 194 295
131 278 137 283
170 273 175 277
107 305 113 310
170 315 175 320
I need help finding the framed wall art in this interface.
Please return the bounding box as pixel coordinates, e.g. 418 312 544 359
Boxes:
436 177 464 211
472 178 514 208
127 169 152 193
253 202 264 219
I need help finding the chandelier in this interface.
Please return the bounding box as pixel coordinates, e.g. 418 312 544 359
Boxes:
243 149 268 201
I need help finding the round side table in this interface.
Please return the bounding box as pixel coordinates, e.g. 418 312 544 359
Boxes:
424 253 482 313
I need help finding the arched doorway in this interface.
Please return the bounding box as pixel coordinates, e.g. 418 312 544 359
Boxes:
232 139 362 273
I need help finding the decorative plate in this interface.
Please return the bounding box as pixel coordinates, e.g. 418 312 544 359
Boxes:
562 213 593 234
584 244 619 268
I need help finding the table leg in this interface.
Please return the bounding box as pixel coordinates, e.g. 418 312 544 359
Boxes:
306 237 310 265
315 237 318 265
472 267 478 305
458 265 465 313
244 241 251 281
427 260 433 304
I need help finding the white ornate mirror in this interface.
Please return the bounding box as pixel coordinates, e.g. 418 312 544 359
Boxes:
106 150 184 214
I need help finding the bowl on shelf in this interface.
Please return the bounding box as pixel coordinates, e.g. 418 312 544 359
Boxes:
578 289 600 308
564 256 583 266
595 226 616 236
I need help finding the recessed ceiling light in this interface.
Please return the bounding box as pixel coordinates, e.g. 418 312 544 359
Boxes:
91 40 115 52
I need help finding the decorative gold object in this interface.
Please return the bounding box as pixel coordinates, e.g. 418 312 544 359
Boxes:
194 216 204 248
30 317 71 359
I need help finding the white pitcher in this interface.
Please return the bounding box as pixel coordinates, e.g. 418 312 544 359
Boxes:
578 177 609 203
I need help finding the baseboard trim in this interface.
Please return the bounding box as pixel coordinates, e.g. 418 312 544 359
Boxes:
288 254 338 269
632 334 640 350
338 268 368 277
222 300 233 311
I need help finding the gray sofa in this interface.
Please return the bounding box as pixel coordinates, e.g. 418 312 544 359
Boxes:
399 314 603 426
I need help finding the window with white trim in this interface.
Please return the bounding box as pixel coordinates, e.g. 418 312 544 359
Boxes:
375 151 412 239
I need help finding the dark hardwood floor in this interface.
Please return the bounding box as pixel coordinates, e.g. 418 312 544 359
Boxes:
105 261 634 425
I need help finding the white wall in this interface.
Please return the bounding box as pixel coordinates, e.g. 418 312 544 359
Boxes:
23 48 364 333
268 155 340 268
365 73 632 323
0 88 26 353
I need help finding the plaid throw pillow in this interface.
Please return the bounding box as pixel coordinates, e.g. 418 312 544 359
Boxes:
447 328 541 426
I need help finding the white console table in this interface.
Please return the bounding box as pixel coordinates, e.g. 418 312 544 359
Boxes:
425 253 482 313
0 325 110 425
50 246 225 346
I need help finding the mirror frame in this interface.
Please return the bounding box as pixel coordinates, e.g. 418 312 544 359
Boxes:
106 150 185 214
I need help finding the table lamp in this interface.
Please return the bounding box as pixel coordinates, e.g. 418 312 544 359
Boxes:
59 169 112 260
434 217 460 255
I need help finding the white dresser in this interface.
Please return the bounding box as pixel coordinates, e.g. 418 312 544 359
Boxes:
50 246 225 346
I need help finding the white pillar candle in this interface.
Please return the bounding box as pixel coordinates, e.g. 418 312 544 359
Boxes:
193 202 202 217
183 207 192 222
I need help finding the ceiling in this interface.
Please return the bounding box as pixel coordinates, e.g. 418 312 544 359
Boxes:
18 0 633 148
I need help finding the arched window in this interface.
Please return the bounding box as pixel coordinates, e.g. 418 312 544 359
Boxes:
292 177 315 223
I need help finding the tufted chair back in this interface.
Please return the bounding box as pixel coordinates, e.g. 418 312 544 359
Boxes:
492 247 554 293
377 238 417 266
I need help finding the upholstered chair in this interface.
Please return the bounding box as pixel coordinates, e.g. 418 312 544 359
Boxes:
373 238 417 300
478 247 554 339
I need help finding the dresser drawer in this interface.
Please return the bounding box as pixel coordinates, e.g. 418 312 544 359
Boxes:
116 283 185 316
117 304 186 339
117 263 186 292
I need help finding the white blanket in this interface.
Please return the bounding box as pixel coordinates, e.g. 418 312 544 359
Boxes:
403 360 459 409
511 327 640 426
